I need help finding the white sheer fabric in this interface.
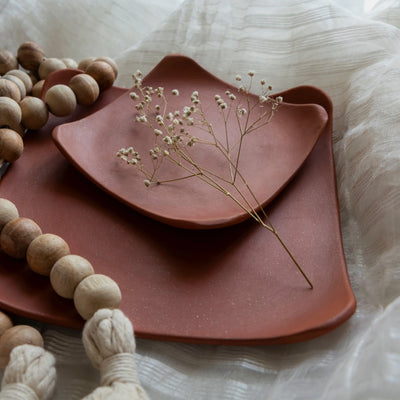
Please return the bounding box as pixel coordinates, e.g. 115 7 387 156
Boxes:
1 0 400 398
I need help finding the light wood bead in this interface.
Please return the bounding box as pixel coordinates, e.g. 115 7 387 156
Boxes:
78 57 96 71
38 57 66 80
68 74 100 106
86 60 115 91
5 69 33 94
44 84 77 117
31 80 44 98
0 217 42 259
0 97 21 129
17 41 45 72
2 75 26 99
0 79 21 103
0 50 18 75
0 199 19 231
95 57 118 79
50 254 95 299
0 311 13 337
74 274 122 320
0 325 43 368
27 233 70 276
20 96 49 130
62 58 78 69
0 128 23 162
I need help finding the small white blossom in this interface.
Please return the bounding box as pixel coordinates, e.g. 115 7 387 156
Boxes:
248 70 255 77
154 129 163 136
130 92 139 100
144 179 151 187
260 79 266 85
235 75 242 81
276 96 283 103
163 136 173 145
172 89 179 96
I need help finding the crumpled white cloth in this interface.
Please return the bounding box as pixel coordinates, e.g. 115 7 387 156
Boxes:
1 0 400 399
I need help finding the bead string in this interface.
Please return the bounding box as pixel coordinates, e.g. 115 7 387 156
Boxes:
0 43 148 399
0 41 117 169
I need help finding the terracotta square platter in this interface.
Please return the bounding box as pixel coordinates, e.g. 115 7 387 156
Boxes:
0 55 356 345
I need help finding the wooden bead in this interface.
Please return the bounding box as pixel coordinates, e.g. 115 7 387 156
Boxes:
31 80 44 98
38 58 66 80
0 50 18 75
20 96 49 130
0 325 43 368
0 198 19 231
0 311 13 337
0 78 21 102
45 84 77 117
86 60 115 91
0 97 21 129
95 57 118 79
50 254 94 299
74 274 121 320
17 41 45 72
62 58 78 69
68 74 100 106
27 233 70 276
2 75 26 99
5 69 33 94
0 217 42 259
78 57 96 71
0 128 23 162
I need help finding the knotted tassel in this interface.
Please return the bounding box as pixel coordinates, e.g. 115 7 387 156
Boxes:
0 344 56 400
82 309 149 400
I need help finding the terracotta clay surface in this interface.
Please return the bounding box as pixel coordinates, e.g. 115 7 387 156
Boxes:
0 56 356 344
53 56 328 229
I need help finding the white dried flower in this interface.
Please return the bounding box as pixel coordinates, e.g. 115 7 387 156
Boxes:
276 96 283 103
260 79 266 85
130 92 139 100
229 94 236 100
235 75 242 81
172 89 179 96
215 94 221 100
144 179 151 187
248 70 255 77
163 149 170 156
163 136 173 145
154 129 163 136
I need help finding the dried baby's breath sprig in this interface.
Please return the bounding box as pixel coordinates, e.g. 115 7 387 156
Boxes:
117 72 313 289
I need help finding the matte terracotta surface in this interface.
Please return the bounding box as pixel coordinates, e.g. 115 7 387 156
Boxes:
0 56 356 344
53 55 328 229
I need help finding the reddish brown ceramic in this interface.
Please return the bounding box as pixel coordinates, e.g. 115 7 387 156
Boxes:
0 56 356 344
52 55 328 229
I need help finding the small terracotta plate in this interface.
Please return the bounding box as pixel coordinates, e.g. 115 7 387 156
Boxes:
52 55 328 229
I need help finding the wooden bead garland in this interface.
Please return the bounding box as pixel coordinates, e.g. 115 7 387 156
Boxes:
0 198 122 321
0 41 119 166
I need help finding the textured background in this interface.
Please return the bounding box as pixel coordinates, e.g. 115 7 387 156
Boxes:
1 0 400 398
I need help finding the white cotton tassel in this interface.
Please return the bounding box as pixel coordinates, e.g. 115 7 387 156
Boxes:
82 309 149 400
0 344 56 400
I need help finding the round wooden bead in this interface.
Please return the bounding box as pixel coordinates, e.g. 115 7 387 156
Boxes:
38 57 66 80
0 217 42 259
17 41 45 72
86 60 115 91
95 57 118 79
5 69 33 94
0 78 21 102
31 80 44 98
0 50 18 75
44 84 77 117
20 96 49 130
68 73 100 106
0 198 19 231
0 97 21 129
78 57 96 71
27 233 70 276
62 58 78 69
0 325 43 368
50 254 95 299
2 75 26 99
0 311 13 337
74 274 122 320
0 128 24 162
